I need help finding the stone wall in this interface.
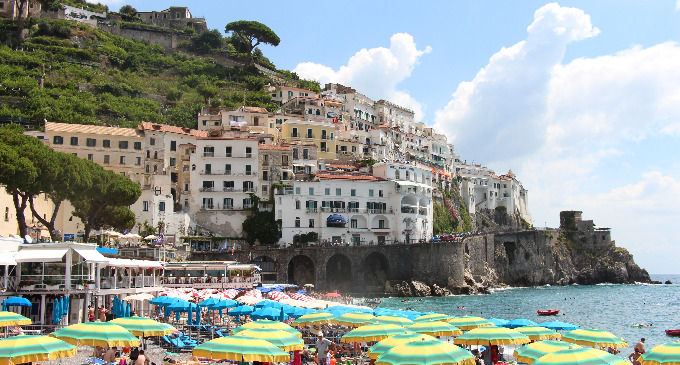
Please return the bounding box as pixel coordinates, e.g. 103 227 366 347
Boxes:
97 23 190 51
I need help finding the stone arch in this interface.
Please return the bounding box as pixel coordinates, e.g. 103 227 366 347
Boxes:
253 255 277 282
371 215 390 229
325 254 352 292
363 252 390 290
401 195 418 214
287 255 315 286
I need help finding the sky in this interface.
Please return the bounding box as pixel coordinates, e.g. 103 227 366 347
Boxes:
104 0 680 274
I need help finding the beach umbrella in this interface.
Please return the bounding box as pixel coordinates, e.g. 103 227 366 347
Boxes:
50 322 140 347
1 297 32 311
516 326 562 341
488 318 510 326
192 335 290 362
532 348 628 365
195 306 201 325
150 296 180 306
341 324 409 343
513 340 582 364
446 316 494 330
375 338 475 365
0 311 31 327
110 316 176 337
414 313 455 322
289 307 309 319
198 298 220 308
213 299 238 310
0 335 76 365
232 320 302 337
166 300 191 312
562 329 628 348
229 305 254 316
504 318 539 328
541 321 581 331
332 312 377 327
125 302 131 318
234 328 304 351
368 333 438 359
639 342 680 365
325 293 342 297
454 327 531 346
376 315 414 327
123 293 154 302
251 307 284 321
407 321 463 337
292 312 335 326
254 300 283 309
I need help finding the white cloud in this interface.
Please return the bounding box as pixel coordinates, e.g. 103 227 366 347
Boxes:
294 33 431 121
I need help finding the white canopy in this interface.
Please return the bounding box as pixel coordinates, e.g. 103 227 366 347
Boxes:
14 248 68 263
106 258 164 268
123 293 154 301
73 247 109 263
0 252 16 265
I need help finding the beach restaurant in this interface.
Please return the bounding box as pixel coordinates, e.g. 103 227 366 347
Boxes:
161 261 262 289
0 237 164 328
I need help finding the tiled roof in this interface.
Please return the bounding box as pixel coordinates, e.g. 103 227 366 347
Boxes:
46 122 140 137
196 137 258 141
139 122 208 137
316 173 385 181
259 144 292 151
326 164 358 170
241 106 268 113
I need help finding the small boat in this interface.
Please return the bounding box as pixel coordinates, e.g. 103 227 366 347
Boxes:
537 309 560 316
666 329 680 336
632 324 653 328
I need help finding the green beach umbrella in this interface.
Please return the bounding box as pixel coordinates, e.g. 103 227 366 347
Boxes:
332 312 378 327
235 328 304 351
0 311 31 327
513 340 582 364
454 326 531 346
110 316 176 337
341 324 409 343
232 320 302 337
532 348 628 365
292 312 336 326
446 316 494 330
639 342 680 365
368 333 438 360
0 335 76 365
516 326 563 341
407 321 463 337
376 315 415 327
192 335 290 362
50 321 140 347
375 338 475 365
562 329 628 348
414 313 455 322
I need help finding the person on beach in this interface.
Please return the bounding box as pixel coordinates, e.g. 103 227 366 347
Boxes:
103 347 116 363
315 331 335 365
99 306 107 322
629 348 642 365
635 338 646 354
88 306 95 322
134 350 148 365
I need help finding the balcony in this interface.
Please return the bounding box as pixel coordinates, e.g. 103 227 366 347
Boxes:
203 152 214 157
199 187 215 192
306 208 318 213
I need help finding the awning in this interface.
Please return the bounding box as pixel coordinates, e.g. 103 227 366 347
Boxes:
106 258 164 268
0 252 16 265
14 248 68 263
74 247 109 263
227 264 260 271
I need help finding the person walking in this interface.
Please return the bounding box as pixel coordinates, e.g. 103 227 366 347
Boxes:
315 331 335 365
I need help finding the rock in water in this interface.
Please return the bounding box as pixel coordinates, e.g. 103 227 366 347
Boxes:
409 281 431 297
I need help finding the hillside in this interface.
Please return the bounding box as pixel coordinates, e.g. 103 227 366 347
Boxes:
0 17 316 129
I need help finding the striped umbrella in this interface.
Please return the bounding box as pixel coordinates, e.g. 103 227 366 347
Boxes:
50 322 140 347
504 318 539 329
110 316 176 337
639 342 680 365
368 333 438 359
376 315 414 327
232 320 302 337
514 340 582 364
292 312 336 326
376 338 475 365
446 316 494 330
0 311 31 327
516 326 563 341
341 324 409 343
540 321 580 331
0 335 76 365
562 329 628 348
332 312 378 327
192 335 290 362
235 328 304 351
454 327 531 346
414 313 455 322
407 321 463 337
532 348 628 365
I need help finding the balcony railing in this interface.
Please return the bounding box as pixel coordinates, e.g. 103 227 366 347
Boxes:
306 208 318 213
199 187 215 192
203 152 214 157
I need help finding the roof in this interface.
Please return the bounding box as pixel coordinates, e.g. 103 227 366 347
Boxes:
139 122 208 137
240 106 269 114
196 137 259 141
276 85 317 93
259 144 292 151
325 164 358 170
46 122 141 138
316 173 385 181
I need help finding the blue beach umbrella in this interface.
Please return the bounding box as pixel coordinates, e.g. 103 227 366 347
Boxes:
187 304 194 326
504 318 538 328
488 318 510 326
125 303 131 318
195 306 201 325
251 307 284 320
213 299 238 310
63 296 69 320
290 307 308 319
150 296 179 306
229 305 254 316
541 321 581 331
254 300 282 309
2 297 32 310
198 298 220 308
166 300 191 312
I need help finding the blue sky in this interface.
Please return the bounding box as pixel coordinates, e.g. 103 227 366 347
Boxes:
105 1 680 274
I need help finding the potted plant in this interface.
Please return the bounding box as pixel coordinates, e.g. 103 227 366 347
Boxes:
86 280 95 289
44 279 60 290
19 280 35 290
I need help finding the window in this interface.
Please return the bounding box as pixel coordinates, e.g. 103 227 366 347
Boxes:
202 198 213 209
330 132 334 140
243 198 253 208
307 129 313 138
224 198 233 209
204 164 211 174
262 185 268 196
262 171 268 181
225 146 232 157
104 155 110 164
135 157 142 165
379 190 384 197
53 136 63 144
336 188 341 196
70 137 78 145
149 138 155 146
369 189 374 197
87 154 93 161
295 200 300 209
184 183 189 191
245 147 252 157
325 188 330 196
263 155 269 165
378 219 385 229
351 189 356 196
243 181 254 192
183 165 189 172
352 146 357 153
120 156 126 164
309 188 314 195
134 142 142 150
295 217 300 228
295 187 301 195
204 146 214 157
142 201 149 211
169 157 176 166
119 141 128 149
293 148 299 159
350 219 358 229
225 164 232 175
292 128 298 137
302 149 309 159
245 165 252 175
86 138 96 147
282 155 289 166
321 130 327 140
223 181 234 192
159 202 165 211
320 142 327 152
309 219 315 228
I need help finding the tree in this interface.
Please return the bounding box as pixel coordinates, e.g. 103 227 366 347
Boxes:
224 20 280 65
71 167 141 242
196 83 219 103
192 29 223 54
241 194 280 245
119 4 137 16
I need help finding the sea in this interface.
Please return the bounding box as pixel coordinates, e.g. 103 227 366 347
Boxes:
374 274 680 355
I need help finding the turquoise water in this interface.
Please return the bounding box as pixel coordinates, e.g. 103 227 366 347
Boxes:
375 274 680 354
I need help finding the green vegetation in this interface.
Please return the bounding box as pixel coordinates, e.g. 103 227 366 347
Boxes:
459 202 473 232
225 20 280 66
433 201 457 235
241 194 280 246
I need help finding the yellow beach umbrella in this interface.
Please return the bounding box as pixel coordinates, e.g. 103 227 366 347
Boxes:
516 326 562 341
513 340 582 364
454 326 531 346
193 335 290 362
110 316 176 337
414 313 454 322
232 320 302 338
562 329 628 348
0 311 31 327
532 348 628 365
50 322 140 347
376 338 475 365
446 316 494 330
0 335 76 365
408 321 463 337
375 315 414 327
235 328 304 351
639 342 680 365
341 324 409 343
368 333 438 359
332 312 377 327
292 312 336 326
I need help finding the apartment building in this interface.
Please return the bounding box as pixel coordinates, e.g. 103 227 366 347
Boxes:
258 144 293 200
267 85 317 105
280 119 337 160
